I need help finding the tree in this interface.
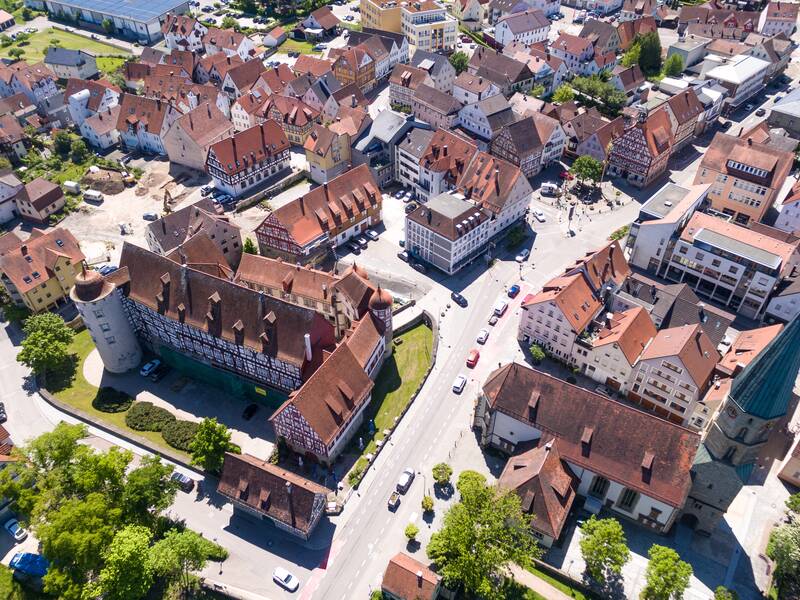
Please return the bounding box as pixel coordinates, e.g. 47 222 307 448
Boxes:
0 156 11 170
189 417 232 473
427 471 540 597
621 43 640 68
432 462 453 487
17 312 74 376
0 34 11 47
243 237 258 254
529 343 545 364
570 155 604 186
221 15 238 30
662 53 684 77
714 587 738 600
53 130 73 155
421 495 434 512
641 545 692 600
552 84 575 103
579 516 630 584
449 51 469 74
21 7 32 20
149 529 209 593
91 525 154 600
101 18 115 34
767 521 800 597
786 492 800 515
529 84 546 98
405 523 419 541
637 31 662 75
7 47 24 60
120 455 177 528
70 139 89 164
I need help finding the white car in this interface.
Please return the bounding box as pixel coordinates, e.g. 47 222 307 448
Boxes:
139 359 161 377
452 374 467 393
365 229 379 241
595 384 612 397
533 209 546 223
397 468 415 493
4 519 27 542
515 249 530 263
476 329 489 344
273 567 300 592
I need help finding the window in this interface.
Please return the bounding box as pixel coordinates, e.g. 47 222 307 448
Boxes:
94 309 105 318
105 336 116 344
617 488 639 511
589 476 609 499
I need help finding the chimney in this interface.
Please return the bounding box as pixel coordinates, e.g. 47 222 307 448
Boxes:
698 302 706 322
304 333 312 361
747 137 752 145
20 244 26 255
494 167 500 195
285 481 296 527
416 571 423 588
443 144 448 156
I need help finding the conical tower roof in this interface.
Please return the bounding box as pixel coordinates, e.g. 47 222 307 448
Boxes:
729 315 800 420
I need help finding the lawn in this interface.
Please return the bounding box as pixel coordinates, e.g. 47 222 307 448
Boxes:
278 37 321 55
501 579 548 600
0 564 48 600
0 28 131 67
347 324 433 483
47 330 189 459
96 56 126 75
527 566 596 600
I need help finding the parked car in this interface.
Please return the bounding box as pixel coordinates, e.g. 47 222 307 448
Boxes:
388 491 401 510
755 108 766 117
450 291 468 307
532 209 546 223
540 182 560 196
720 119 732 130
405 202 418 214
476 329 489 344
200 185 213 196
397 250 409 262
355 236 368 248
488 315 499 326
493 299 508 316
452 374 467 393
4 519 27 543
170 472 195 493
150 363 170 382
139 359 161 377
394 190 405 199
98 264 118 276
515 249 530 263
273 567 300 592
595 384 612 397
466 349 480 368
507 284 520 298
396 468 415 493
142 212 159 221
365 229 379 241
0 402 6 423
744 103 755 112
411 262 427 273
346 241 361 255
242 403 259 420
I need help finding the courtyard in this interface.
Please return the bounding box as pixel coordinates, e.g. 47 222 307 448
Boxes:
0 27 131 72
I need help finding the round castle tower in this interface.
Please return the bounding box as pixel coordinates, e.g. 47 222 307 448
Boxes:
369 286 393 359
71 268 142 373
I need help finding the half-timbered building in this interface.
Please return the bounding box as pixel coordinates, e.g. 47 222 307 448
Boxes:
607 109 673 188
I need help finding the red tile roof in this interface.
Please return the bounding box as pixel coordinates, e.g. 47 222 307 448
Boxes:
382 553 440 600
640 323 719 389
592 306 657 365
0 227 84 294
207 119 289 177
523 273 601 332
717 323 783 377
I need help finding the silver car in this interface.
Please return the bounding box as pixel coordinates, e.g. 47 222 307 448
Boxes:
4 519 27 542
273 567 300 592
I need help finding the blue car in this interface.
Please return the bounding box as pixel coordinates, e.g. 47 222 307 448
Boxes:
10 553 49 578
508 284 520 298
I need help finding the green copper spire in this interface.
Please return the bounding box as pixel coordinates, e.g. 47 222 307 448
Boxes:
729 315 800 420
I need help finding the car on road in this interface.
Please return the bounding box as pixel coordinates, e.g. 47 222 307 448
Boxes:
394 190 405 199
488 314 499 326
170 472 195 493
466 348 480 368
559 171 574 180
139 359 161 377
242 403 259 420
411 262 427 273
355 236 368 248
493 299 508 316
345 14 354 20
346 241 361 254
365 229 379 241
450 291 468 307
405 202 418 214
397 468 415 493
150 363 170 382
200 185 213 196
515 248 530 263
312 44 325 51
540 182 559 196
273 567 300 592
388 491 401 510
476 329 489 344
532 209 546 223
452 374 467 393
507 284 520 298
755 108 766 117
719 119 732 130
595 384 612 397
4 519 27 543
397 250 409 262
142 212 159 221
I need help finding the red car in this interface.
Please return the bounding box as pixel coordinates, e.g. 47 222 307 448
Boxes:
560 171 574 180
466 349 480 368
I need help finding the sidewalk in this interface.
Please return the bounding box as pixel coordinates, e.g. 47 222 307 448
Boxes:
509 564 574 600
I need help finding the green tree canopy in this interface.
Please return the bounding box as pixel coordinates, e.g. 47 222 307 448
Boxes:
8 47 24 60
621 44 640 68
570 155 604 185
432 462 453 486
92 525 154 600
641 545 693 600
405 523 419 540
149 529 210 593
189 417 233 473
637 31 662 75
786 492 800 515
243 237 257 254
70 139 89 164
120 455 177 528
0 156 12 170
16 312 74 376
767 520 800 597
53 130 72 155
427 470 540 597
714 586 738 600
529 84 546 98
449 51 469 74
579 515 630 584
221 15 238 30
552 84 575 103
662 53 684 77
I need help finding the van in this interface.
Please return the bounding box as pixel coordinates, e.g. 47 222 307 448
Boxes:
63 180 80 194
493 299 508 316
540 182 560 197
83 190 104 203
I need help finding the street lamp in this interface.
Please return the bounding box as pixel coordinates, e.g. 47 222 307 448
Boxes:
214 537 222 574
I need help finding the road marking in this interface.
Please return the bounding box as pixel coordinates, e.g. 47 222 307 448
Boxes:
360 558 367 568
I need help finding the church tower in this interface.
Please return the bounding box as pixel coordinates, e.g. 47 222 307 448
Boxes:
369 286 393 359
684 316 800 534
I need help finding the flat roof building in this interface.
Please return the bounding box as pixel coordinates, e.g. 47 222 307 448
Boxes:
26 0 189 43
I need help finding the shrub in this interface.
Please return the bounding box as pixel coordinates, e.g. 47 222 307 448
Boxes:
161 419 200 452
92 387 133 413
405 524 419 541
529 344 546 364
348 457 368 487
432 462 453 486
199 536 229 561
125 401 176 432
422 495 434 512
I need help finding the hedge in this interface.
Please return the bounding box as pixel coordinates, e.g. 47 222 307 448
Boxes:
125 401 176 432
161 419 199 452
92 387 133 413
